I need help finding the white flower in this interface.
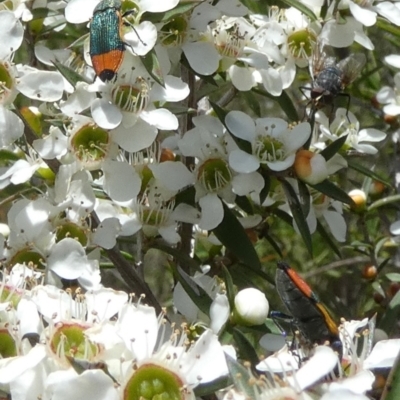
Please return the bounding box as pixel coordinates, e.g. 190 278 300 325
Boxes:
318 108 386 154
226 110 311 172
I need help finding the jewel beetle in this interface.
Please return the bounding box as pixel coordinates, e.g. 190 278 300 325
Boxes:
89 0 126 82
275 261 342 356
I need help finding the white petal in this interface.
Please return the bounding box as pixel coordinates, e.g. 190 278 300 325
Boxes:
210 294 230 334
385 54 400 68
182 330 228 385
364 339 400 369
229 149 260 173
151 75 189 102
149 161 194 191
33 127 68 159
60 82 96 116
225 111 256 142
0 11 24 58
288 346 338 391
323 210 347 242
229 65 256 91
0 107 24 147
321 389 370 400
256 346 299 372
328 370 375 395
376 2 400 26
47 238 89 279
65 0 97 23
85 288 128 322
44 369 119 400
112 118 158 152
358 128 386 142
183 42 220 76
199 193 224 230
140 108 178 130
158 224 180 244
92 217 121 249
103 160 141 202
139 0 179 13
116 304 158 360
91 98 122 130
0 345 46 384
390 220 400 235
259 333 286 352
232 171 264 196
266 154 296 172
383 103 400 116
260 68 282 96
349 2 376 26
17 298 41 337
125 21 157 56
172 203 201 224
320 19 356 47
17 70 64 101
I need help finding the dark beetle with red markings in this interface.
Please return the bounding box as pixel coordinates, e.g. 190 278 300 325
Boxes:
90 0 126 82
275 261 342 355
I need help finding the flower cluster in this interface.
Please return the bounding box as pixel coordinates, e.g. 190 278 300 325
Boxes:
0 0 398 399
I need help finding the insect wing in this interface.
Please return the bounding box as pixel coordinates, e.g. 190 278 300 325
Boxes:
337 53 366 87
309 42 336 80
275 262 340 346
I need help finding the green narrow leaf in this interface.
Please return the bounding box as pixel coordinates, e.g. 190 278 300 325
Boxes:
263 232 283 258
213 202 261 269
252 88 299 121
298 179 311 218
281 179 313 256
316 220 341 258
194 376 231 397
235 195 254 214
279 0 318 20
347 158 391 187
52 61 90 87
380 350 400 400
151 241 201 271
170 264 213 316
320 135 348 161
259 175 270 205
141 48 164 87
232 328 260 366
310 180 354 205
222 265 236 310
369 194 400 211
242 91 261 117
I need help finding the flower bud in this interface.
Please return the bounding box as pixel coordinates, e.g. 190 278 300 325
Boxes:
348 189 367 212
294 150 328 185
233 288 269 326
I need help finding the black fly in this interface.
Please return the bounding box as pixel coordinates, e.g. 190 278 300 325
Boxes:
303 42 366 120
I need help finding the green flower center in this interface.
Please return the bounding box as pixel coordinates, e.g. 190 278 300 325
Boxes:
124 364 186 400
9 248 45 270
51 323 98 359
0 62 15 104
287 29 317 61
254 135 284 163
0 286 21 308
197 158 232 192
112 78 149 114
0 328 17 358
160 16 188 47
70 124 109 169
56 222 88 247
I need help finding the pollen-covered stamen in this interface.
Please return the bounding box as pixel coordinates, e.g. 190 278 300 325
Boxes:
138 199 175 228
124 363 187 400
70 124 110 170
197 158 232 193
50 322 99 360
112 77 149 114
160 16 187 47
287 29 317 61
213 25 246 59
